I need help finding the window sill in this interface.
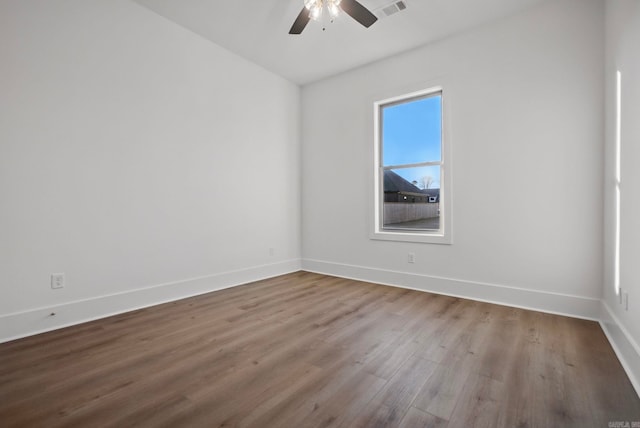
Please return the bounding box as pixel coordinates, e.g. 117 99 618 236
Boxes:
370 230 452 245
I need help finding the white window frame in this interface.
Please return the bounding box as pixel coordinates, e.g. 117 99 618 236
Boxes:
370 85 452 245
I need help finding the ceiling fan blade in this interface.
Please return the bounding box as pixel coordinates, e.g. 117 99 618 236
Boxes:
339 0 378 28
289 7 310 34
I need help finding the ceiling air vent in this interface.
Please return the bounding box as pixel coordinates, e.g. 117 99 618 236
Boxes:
374 1 407 19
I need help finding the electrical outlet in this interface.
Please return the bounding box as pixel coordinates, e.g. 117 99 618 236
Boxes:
51 273 65 289
408 253 415 264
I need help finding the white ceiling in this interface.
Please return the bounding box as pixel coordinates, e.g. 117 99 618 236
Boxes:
133 0 548 85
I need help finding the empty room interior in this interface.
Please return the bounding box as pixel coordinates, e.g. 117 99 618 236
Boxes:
1 0 640 426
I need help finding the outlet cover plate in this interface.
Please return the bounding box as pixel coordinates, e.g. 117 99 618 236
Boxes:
51 273 65 289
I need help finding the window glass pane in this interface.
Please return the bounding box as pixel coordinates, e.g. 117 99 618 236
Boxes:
383 166 441 230
382 95 441 166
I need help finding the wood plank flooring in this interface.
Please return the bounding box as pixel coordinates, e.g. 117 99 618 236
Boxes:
0 271 638 427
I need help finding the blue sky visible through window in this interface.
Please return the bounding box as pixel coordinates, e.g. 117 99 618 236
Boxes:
382 95 441 187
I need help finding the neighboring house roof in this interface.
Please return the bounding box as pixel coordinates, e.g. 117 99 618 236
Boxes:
383 170 440 196
421 188 440 198
383 170 422 194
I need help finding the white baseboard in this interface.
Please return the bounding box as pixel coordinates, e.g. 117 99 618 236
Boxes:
0 259 302 344
302 259 601 320
599 301 640 398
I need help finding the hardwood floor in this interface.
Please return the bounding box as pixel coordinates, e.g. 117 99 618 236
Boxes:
1 271 638 427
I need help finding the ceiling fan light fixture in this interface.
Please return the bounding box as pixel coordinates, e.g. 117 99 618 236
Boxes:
304 0 323 21
289 0 377 34
310 5 322 21
327 1 341 19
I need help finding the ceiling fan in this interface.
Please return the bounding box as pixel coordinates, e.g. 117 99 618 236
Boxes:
289 0 378 34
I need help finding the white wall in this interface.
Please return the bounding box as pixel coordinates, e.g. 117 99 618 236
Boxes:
602 0 640 391
302 0 605 316
0 0 301 340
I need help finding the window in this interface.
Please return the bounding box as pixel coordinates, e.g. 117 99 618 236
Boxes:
372 86 451 244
